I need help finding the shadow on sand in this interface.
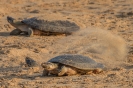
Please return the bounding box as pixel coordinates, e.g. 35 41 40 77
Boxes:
0 32 10 36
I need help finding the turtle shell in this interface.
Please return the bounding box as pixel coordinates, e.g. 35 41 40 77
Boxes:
48 54 104 70
21 17 80 34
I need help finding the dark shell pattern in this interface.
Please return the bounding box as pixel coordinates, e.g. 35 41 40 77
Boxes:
48 54 104 70
22 17 80 34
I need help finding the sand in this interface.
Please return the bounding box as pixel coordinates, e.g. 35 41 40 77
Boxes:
0 0 133 88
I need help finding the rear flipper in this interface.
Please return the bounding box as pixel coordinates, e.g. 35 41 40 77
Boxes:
86 69 103 75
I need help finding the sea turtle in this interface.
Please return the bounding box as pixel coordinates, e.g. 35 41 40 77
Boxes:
41 54 105 76
7 16 80 37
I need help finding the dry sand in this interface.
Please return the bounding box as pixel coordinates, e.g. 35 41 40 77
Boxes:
0 0 133 88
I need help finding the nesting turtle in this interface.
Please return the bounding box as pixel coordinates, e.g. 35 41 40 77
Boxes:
41 54 105 76
7 16 80 36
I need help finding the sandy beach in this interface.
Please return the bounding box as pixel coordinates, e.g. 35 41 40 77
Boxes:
0 0 133 88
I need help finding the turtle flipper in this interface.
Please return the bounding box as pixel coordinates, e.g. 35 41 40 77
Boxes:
42 69 49 76
27 28 34 37
58 66 68 76
10 29 22 35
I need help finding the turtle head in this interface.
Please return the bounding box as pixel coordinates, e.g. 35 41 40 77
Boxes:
7 16 16 23
41 62 58 70
7 16 28 31
7 16 21 27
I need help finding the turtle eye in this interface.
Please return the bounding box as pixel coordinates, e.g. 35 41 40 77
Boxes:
43 66 47 68
41 63 46 68
21 21 25 23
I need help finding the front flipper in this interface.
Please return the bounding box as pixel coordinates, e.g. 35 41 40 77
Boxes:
42 69 49 76
10 29 22 35
27 28 34 37
58 66 68 76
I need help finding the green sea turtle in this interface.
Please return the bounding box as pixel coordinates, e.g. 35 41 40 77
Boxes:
41 54 105 76
7 16 80 37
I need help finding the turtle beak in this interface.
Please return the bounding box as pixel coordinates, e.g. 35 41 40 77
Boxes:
41 62 53 70
7 16 15 23
41 63 47 68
